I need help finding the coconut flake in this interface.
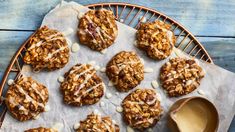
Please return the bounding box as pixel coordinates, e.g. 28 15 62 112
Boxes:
120 19 124 23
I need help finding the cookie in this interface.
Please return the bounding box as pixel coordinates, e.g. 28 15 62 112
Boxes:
60 64 105 106
75 112 120 132
24 127 56 132
5 77 49 121
122 89 162 130
106 51 144 92
24 26 69 72
77 9 118 51
160 57 205 97
136 20 175 60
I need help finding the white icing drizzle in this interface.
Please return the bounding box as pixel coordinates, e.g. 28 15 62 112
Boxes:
95 27 105 42
102 119 116 132
69 64 85 74
85 15 112 43
16 85 45 108
8 97 29 115
74 71 96 96
115 60 141 73
84 28 98 43
45 46 67 60
28 32 61 50
125 95 157 106
75 83 103 101
31 83 45 101
150 45 167 57
74 66 94 80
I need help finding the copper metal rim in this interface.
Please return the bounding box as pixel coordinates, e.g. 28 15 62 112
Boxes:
0 2 213 127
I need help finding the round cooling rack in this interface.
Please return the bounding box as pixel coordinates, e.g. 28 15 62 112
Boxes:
0 2 213 126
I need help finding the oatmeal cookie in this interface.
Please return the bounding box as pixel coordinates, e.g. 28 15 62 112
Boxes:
160 57 205 97
75 112 119 132
24 26 69 71
77 9 118 51
106 51 144 92
25 127 57 132
5 77 49 121
60 64 105 106
136 20 175 60
122 89 162 130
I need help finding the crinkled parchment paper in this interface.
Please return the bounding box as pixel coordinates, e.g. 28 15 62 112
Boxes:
1 1 235 132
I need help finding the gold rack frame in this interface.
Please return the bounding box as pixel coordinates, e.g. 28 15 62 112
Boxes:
0 2 213 126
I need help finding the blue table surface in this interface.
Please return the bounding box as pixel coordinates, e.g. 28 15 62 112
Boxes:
0 0 235 131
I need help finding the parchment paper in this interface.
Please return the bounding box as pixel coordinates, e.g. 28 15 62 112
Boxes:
1 1 235 132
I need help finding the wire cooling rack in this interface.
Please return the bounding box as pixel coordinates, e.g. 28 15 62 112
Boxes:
0 2 213 126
